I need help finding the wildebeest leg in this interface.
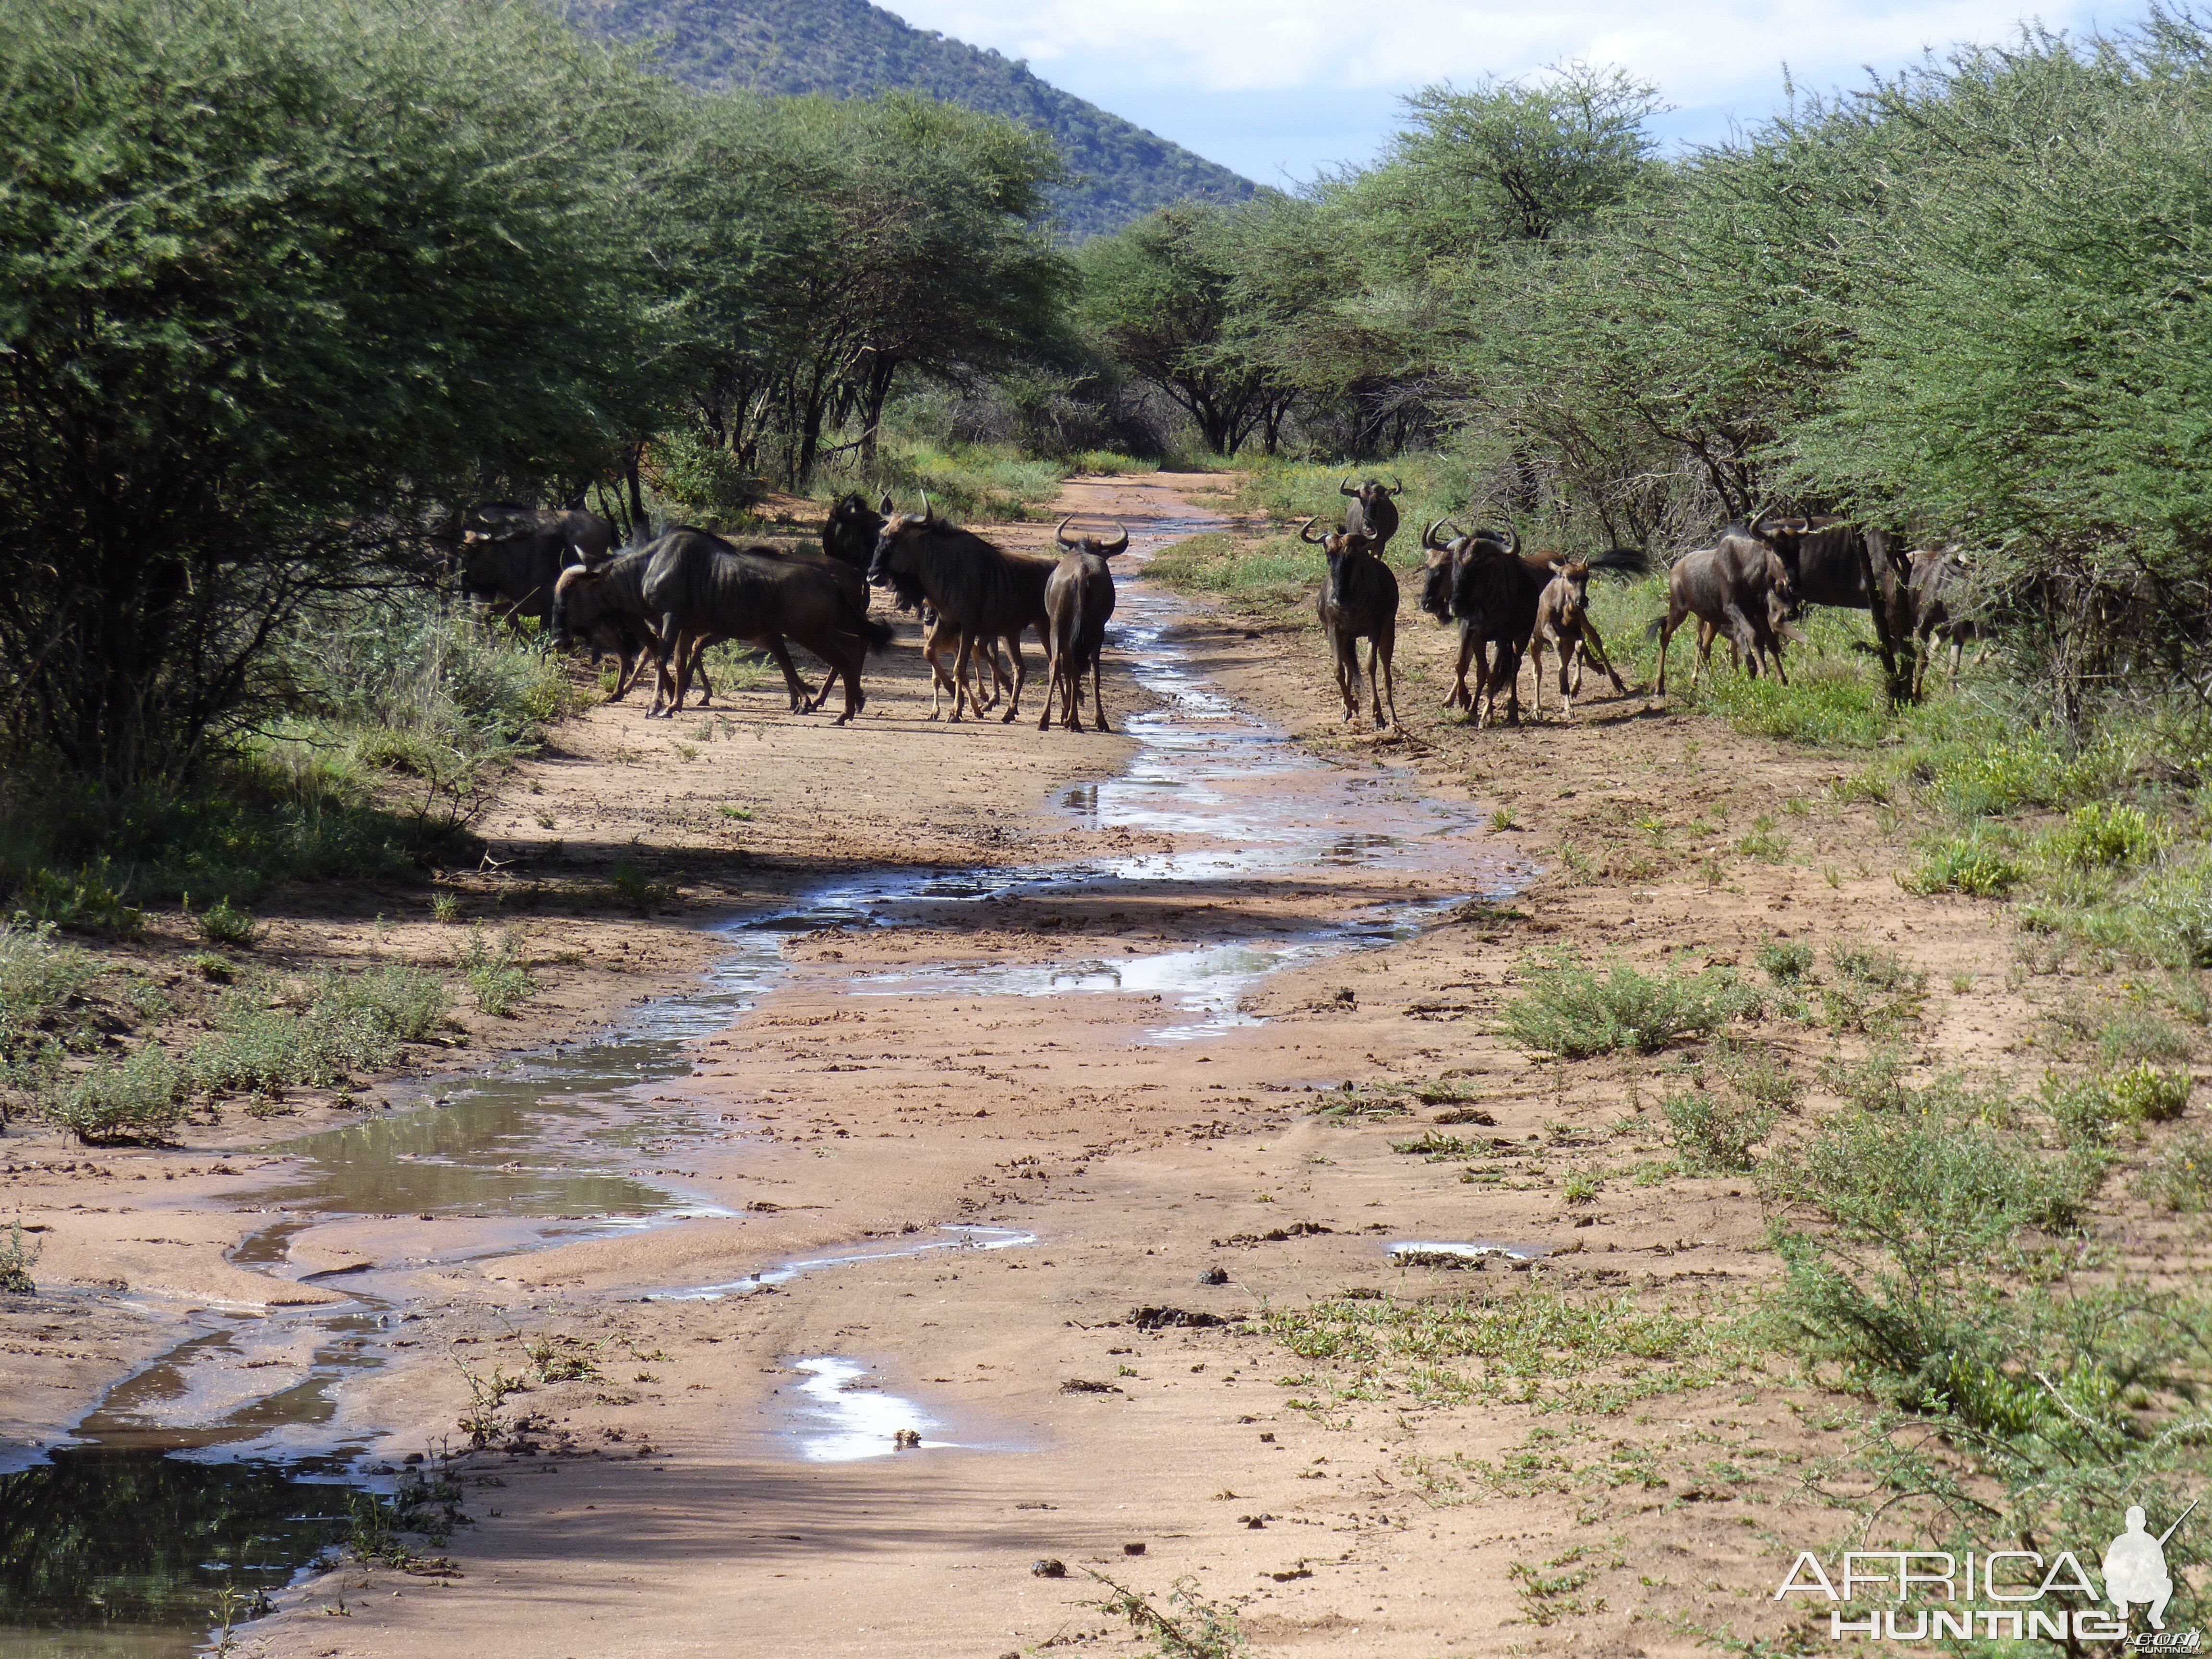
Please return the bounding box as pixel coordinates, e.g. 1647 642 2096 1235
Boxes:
950 634 978 722
831 631 866 726
1448 626 1479 709
1578 617 1629 697
998 635 1029 723
649 612 687 715
1334 628 1360 722
1373 625 1397 729
1091 654 1111 734
1037 622 1063 732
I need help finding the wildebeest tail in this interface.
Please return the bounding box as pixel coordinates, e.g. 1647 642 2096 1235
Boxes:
1589 546 1650 576
1644 616 1667 641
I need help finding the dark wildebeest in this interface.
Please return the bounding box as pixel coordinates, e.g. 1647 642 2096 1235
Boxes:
1039 517 1128 733
867 507 1055 722
641 529 893 723
835 491 1018 716
1908 545 1980 695
1419 522 1647 724
1527 561 1631 719
1341 476 1405 556
552 547 822 716
1299 517 1399 730
459 504 616 628
1649 540 1796 697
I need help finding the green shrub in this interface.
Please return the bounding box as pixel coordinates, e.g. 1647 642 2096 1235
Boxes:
188 966 448 1094
7 860 143 935
196 898 258 947
607 862 673 913
0 921 99 1072
2151 1130 2212 1213
460 926 536 1017
1500 951 1755 1057
1903 830 2026 897
2044 1061 2190 1143
186 952 233 984
1660 1088 1775 1174
46 1047 186 1144
2043 800 2164 869
0 1219 40 1294
1820 944 1926 1034
1755 939 1815 985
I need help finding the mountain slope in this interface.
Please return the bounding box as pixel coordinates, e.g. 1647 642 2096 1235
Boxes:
560 0 1255 237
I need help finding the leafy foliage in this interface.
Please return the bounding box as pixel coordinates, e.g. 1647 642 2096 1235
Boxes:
557 0 1253 240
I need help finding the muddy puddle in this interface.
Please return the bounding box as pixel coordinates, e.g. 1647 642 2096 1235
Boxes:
3 502 1526 1657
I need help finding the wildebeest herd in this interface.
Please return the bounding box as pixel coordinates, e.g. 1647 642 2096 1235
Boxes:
451 481 1981 736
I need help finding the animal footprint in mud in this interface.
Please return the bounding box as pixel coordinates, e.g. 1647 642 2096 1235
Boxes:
892 1428 921 1449
1032 1558 1068 1578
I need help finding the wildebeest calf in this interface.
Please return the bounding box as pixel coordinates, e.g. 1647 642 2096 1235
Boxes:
1650 541 1795 697
1527 561 1631 718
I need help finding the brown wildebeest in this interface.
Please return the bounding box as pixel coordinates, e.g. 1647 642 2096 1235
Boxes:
1299 517 1399 729
1038 517 1128 733
867 505 1054 722
552 548 822 715
1527 561 1631 719
642 529 892 723
1906 545 1981 695
458 504 616 628
1649 540 1796 697
1340 475 1405 555
1419 521 1647 724
837 491 1019 716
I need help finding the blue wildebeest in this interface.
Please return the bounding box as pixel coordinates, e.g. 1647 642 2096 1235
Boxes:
1299 517 1399 730
866 506 1055 723
1039 517 1128 733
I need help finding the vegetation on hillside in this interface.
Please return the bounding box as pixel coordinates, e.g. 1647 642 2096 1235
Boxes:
558 0 1254 239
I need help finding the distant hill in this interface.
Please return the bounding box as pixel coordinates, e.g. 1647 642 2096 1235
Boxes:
559 0 1257 238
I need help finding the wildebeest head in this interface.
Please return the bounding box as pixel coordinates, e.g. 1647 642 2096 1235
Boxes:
1055 517 1130 558
549 561 604 652
866 497 946 614
1300 516 1380 609
1418 518 1468 622
1340 476 1405 547
824 492 890 570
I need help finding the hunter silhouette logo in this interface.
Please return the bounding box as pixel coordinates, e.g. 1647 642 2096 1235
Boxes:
1774 1496 2202 1645
2106 1500 2197 1630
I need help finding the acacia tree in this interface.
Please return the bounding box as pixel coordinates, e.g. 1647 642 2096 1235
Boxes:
0 0 658 787
1076 203 1295 455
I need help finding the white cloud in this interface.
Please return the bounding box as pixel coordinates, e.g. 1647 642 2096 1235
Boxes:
882 0 2113 177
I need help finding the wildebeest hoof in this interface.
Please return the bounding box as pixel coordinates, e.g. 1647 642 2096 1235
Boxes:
1031 1558 1067 1578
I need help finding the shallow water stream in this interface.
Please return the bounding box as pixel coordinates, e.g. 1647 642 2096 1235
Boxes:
0 503 1526 1657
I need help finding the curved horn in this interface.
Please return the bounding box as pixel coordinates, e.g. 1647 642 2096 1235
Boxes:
1748 500 1772 533
918 490 931 523
1388 474 1405 496
877 492 894 516
1339 476 1358 497
1421 517 1447 551
1444 520 1466 543
1102 521 1129 556
1298 517 1328 545
1055 516 1080 549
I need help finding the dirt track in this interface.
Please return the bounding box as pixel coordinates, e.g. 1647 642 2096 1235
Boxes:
0 473 2107 1658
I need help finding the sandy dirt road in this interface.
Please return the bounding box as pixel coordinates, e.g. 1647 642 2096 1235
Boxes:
3 473 2111 1659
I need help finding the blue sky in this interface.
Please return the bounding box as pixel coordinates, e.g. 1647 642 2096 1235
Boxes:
883 0 2112 183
